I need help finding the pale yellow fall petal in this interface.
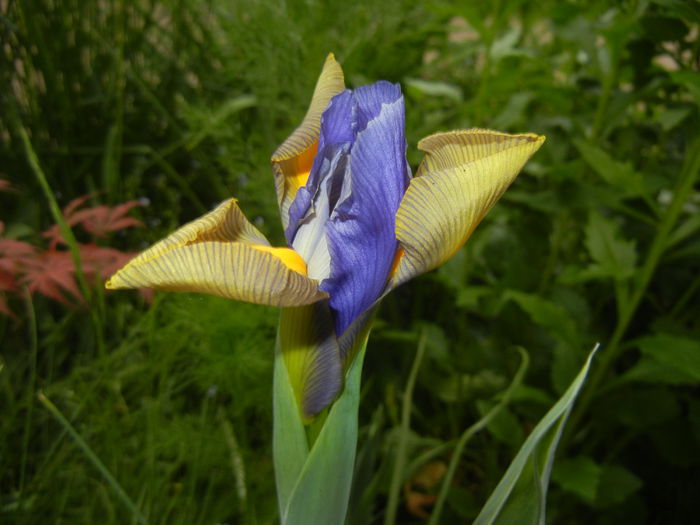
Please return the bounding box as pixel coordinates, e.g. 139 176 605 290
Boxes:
392 129 545 286
106 199 326 306
271 53 345 229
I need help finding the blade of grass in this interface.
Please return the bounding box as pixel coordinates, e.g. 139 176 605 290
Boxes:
38 390 149 525
473 346 598 525
18 287 39 510
17 124 106 356
219 406 250 524
384 327 427 525
429 347 530 525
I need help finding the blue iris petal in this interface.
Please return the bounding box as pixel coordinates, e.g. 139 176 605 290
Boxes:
285 90 355 245
286 81 410 336
322 82 410 335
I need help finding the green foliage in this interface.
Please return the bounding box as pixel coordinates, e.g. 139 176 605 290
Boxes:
474 348 596 525
2 0 699 523
274 342 366 525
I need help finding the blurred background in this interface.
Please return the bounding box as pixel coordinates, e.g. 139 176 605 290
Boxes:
2 0 699 523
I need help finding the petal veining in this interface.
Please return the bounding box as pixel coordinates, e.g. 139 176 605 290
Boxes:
106 199 326 306
392 129 545 286
286 90 356 280
271 54 345 230
321 83 410 335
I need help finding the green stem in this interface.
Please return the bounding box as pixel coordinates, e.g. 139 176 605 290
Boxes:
565 136 700 447
472 0 502 127
669 271 700 319
18 287 38 510
219 407 250 523
18 125 106 355
384 328 427 525
429 348 529 525
38 391 149 525
590 43 620 141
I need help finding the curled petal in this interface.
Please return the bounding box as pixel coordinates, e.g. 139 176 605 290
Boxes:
106 199 326 306
393 129 545 286
279 302 343 420
322 83 410 335
271 54 346 230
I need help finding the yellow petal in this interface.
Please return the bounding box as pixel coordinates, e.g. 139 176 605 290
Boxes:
393 129 545 285
271 53 345 229
251 245 308 276
106 199 327 306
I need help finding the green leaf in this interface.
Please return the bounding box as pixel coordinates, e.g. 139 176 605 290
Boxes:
599 387 680 429
404 77 463 102
637 333 700 381
655 107 691 132
473 346 597 525
668 212 700 248
281 345 366 525
553 457 642 508
619 356 699 385
552 456 601 505
595 465 642 508
273 346 309 517
584 211 637 281
652 0 700 23
506 291 578 346
551 342 582 395
456 285 492 309
618 333 700 386
504 291 582 394
671 71 700 105
429 348 530 525
491 92 536 130
490 25 527 61
574 139 646 197
477 403 524 448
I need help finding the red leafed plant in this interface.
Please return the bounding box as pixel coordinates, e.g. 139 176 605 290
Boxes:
0 188 146 317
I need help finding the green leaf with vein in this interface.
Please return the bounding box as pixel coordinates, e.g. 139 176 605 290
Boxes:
272 345 309 518
505 291 582 393
584 211 637 281
574 139 646 198
552 456 642 508
473 346 597 525
618 333 700 386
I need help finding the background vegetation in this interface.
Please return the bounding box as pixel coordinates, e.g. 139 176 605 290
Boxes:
2 0 699 523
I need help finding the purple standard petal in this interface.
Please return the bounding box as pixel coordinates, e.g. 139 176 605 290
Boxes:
285 91 355 245
321 82 411 335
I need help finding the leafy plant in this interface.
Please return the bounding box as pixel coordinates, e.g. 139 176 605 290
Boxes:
1 0 699 523
0 193 143 315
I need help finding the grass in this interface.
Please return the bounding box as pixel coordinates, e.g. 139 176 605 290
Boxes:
2 0 700 523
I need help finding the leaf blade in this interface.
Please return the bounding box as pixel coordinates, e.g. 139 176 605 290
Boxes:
473 345 598 525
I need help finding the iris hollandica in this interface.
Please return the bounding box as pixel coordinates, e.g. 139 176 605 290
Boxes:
107 54 544 419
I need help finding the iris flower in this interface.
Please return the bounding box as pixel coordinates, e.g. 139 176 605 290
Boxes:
106 54 544 420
